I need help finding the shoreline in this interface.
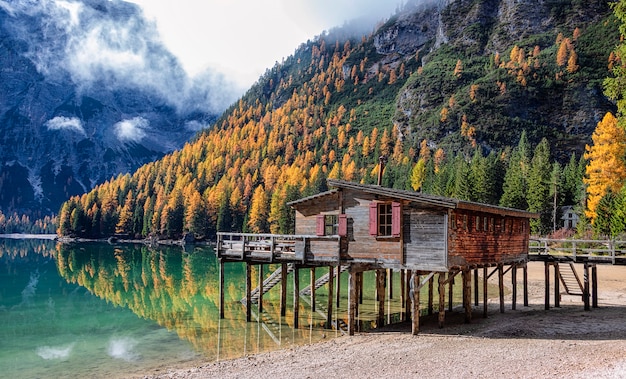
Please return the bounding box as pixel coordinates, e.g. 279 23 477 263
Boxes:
144 262 626 379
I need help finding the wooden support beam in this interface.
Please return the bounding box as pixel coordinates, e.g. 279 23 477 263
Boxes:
438 273 446 328
400 270 405 306
336 266 341 308
511 263 517 311
358 272 363 305
326 266 334 329
293 266 300 328
388 269 394 300
448 272 454 312
219 259 225 319
463 269 472 323
376 269 386 327
348 269 357 336
545 261 550 310
474 269 479 307
523 262 529 307
280 263 287 317
483 266 488 318
246 263 252 322
411 273 420 335
554 263 560 308
404 270 412 322
310 267 316 312
428 275 434 316
592 264 598 308
498 264 505 313
584 263 590 311
258 264 264 313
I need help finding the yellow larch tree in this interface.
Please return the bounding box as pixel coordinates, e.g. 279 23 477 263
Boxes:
584 112 626 221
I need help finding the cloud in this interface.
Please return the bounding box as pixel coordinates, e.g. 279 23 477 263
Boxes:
45 116 85 135
114 117 148 143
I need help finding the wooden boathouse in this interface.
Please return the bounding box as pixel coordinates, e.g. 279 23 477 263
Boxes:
217 179 538 335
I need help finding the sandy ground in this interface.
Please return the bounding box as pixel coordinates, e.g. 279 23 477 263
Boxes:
146 262 626 379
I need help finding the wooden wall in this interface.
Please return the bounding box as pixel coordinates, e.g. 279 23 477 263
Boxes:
403 208 448 271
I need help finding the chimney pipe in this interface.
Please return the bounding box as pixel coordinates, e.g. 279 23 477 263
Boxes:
377 155 387 186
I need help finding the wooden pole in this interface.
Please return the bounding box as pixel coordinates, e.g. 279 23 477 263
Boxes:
498 264 504 313
376 269 386 327
246 263 252 322
428 275 434 315
310 267 316 312
404 270 412 322
474 269 479 307
348 269 357 336
219 259 225 319
411 272 420 335
336 266 342 308
545 261 550 310
293 266 300 328
358 272 363 305
258 264 264 313
554 263 560 308
280 263 287 317
483 266 488 318
327 266 334 329
523 262 529 307
400 270 405 305
463 269 472 323
438 272 446 328
511 263 517 311
592 264 598 308
584 263 590 311
448 272 454 312
388 269 393 300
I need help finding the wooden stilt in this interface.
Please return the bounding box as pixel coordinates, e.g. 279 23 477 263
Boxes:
358 272 363 305
376 269 386 327
544 261 550 310
511 263 517 311
336 266 341 308
388 269 393 300
498 264 505 313
411 272 420 335
326 266 334 329
584 263 590 311
293 266 300 328
428 275 434 315
280 263 287 317
448 272 454 311
554 263 560 308
474 269 479 307
400 270 405 306
258 264 264 313
523 262 529 307
348 269 357 336
246 263 252 322
310 267 316 312
356 272 362 317
463 269 472 323
592 264 598 308
483 266 488 318
438 272 446 328
404 270 412 322
219 259 225 319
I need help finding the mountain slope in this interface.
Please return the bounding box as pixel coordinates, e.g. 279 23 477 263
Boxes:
57 0 619 239
0 0 230 216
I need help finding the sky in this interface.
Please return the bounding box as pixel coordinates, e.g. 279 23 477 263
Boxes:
128 0 404 90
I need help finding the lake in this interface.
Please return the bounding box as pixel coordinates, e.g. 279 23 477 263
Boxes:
0 238 412 378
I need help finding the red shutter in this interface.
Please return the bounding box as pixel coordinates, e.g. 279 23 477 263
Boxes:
392 202 402 237
338 214 347 237
369 202 378 236
316 215 325 236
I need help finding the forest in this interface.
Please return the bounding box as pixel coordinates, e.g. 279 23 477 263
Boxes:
56 1 626 241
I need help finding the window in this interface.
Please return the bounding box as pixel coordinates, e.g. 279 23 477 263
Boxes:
316 214 347 236
325 215 338 236
475 216 480 231
369 202 401 237
501 218 506 233
483 216 488 232
463 215 468 231
489 217 494 232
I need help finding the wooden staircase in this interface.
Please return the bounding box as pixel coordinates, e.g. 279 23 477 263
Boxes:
300 265 350 296
558 262 584 297
242 264 295 304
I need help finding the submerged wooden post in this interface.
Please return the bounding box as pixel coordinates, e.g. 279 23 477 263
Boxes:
463 269 472 323
554 263 560 308
498 263 504 313
376 269 386 327
293 266 300 328
280 263 287 317
404 270 412 322
438 272 446 328
411 272 420 335
246 263 252 322
592 264 598 308
448 273 454 311
400 270 405 305
258 264 264 313
326 266 334 329
511 263 517 311
483 266 488 318
584 263 590 311
336 266 341 308
219 259 225 319
544 261 550 310
428 275 434 315
348 269 357 336
523 262 529 307
388 269 393 300
310 267 316 312
358 272 364 305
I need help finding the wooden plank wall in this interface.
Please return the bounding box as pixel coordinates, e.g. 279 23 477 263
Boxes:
403 208 447 271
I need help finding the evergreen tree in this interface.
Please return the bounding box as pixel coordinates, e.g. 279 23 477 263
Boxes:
500 131 530 210
611 184 626 237
593 190 616 238
527 138 552 234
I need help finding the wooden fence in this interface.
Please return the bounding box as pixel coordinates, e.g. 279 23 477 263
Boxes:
529 238 626 264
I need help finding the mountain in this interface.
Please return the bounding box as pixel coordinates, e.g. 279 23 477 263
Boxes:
0 0 233 216
57 0 619 239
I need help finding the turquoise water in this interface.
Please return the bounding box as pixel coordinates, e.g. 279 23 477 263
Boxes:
0 239 336 379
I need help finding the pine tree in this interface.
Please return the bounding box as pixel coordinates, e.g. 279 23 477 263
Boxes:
527 138 552 234
500 132 530 210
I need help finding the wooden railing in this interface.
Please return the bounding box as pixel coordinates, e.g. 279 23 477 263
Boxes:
217 232 340 263
529 238 626 264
